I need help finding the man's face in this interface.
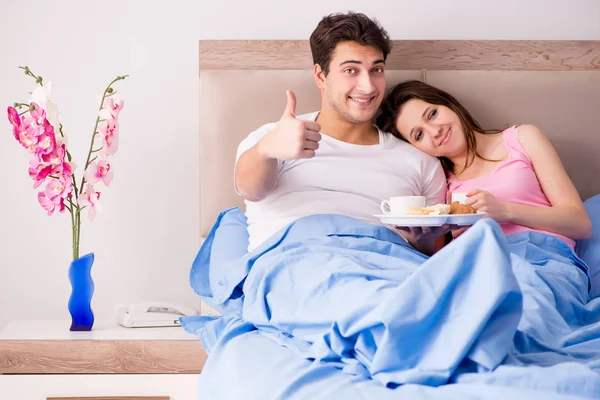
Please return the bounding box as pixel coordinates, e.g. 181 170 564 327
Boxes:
317 41 386 124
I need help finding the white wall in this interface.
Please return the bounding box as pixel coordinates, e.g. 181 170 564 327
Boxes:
1 0 598 330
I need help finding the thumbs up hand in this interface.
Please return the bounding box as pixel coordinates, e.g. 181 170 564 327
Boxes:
257 90 322 161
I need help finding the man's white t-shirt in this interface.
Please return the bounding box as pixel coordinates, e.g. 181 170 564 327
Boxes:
235 112 446 251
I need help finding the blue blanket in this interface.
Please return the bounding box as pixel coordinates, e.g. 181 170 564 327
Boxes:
183 213 600 399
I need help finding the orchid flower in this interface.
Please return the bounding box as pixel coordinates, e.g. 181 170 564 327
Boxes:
7 106 20 127
31 83 60 132
78 184 102 221
44 176 72 205
14 127 39 152
33 123 57 156
84 160 113 186
28 162 53 189
98 118 119 156
41 142 67 167
104 95 124 119
38 192 66 216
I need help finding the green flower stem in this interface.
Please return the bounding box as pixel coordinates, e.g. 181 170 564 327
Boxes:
59 125 82 260
66 198 77 260
19 66 43 86
71 188 80 261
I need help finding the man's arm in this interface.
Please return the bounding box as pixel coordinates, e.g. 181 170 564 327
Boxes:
234 90 321 202
235 144 279 202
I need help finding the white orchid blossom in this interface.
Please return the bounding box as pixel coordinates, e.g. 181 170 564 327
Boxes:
31 82 60 134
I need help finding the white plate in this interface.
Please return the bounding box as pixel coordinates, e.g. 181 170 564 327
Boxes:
375 212 485 227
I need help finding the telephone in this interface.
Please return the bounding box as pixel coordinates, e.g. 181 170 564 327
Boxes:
115 301 199 328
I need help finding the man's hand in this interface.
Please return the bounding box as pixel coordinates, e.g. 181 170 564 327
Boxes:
256 90 322 161
394 224 457 243
391 224 458 255
451 226 469 239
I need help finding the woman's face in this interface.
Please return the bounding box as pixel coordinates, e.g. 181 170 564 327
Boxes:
395 98 466 158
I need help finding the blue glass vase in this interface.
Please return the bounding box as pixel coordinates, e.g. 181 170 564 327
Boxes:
68 252 95 331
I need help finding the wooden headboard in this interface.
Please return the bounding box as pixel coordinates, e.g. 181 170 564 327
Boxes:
199 40 600 236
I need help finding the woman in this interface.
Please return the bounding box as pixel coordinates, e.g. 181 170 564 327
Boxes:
376 80 599 372
376 80 591 246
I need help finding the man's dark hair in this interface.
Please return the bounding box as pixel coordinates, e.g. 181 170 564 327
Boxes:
309 12 391 75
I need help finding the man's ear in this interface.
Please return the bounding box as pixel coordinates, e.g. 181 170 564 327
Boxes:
313 64 326 90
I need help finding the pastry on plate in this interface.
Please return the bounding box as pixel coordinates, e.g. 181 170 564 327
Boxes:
406 203 451 216
449 201 477 214
406 206 429 215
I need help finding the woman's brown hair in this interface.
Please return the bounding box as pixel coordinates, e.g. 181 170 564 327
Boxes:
376 80 503 175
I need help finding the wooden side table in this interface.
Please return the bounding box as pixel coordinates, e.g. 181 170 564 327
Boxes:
0 320 207 400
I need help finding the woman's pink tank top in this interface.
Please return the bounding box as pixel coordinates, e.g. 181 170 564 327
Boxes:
447 125 575 249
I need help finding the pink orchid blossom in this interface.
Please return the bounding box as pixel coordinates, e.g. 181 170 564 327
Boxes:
28 152 43 170
38 191 66 216
104 95 124 119
28 156 73 189
84 160 113 186
48 160 74 183
13 104 56 153
28 162 53 188
59 161 73 179
98 118 119 156
78 184 102 221
7 106 20 127
29 102 46 127
45 176 73 203
20 103 47 138
33 167 73 213
11 123 25 143
7 107 27 144
41 142 66 167
15 127 39 152
33 122 57 156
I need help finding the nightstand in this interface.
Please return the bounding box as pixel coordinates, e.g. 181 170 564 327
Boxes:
0 319 207 400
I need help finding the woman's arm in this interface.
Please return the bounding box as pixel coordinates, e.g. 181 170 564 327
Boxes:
509 124 591 239
468 125 591 240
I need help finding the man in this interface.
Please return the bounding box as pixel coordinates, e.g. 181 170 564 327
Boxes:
235 12 449 254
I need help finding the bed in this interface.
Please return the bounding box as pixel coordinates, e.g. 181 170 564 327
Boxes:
186 39 600 399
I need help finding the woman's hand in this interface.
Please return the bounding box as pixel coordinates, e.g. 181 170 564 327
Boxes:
465 189 511 222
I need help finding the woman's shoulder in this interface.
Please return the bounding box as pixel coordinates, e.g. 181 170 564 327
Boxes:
513 124 554 160
514 124 546 143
